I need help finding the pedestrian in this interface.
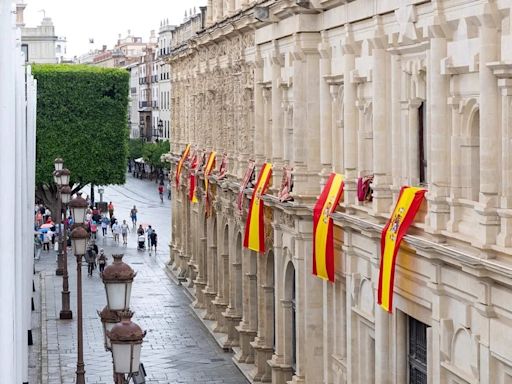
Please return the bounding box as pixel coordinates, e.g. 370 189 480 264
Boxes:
101 215 109 236
90 221 98 240
121 220 130 245
146 225 153 251
108 201 114 220
167 181 172 200
42 230 51 252
158 183 164 203
149 230 157 254
44 207 51 223
112 220 121 243
98 248 107 273
137 224 144 236
130 205 138 228
110 215 117 234
86 246 97 277
35 211 43 228
90 240 99 256
34 233 42 260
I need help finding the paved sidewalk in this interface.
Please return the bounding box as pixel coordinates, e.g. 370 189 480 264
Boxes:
32 178 247 384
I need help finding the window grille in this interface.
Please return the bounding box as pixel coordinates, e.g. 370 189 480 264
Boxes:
408 317 428 384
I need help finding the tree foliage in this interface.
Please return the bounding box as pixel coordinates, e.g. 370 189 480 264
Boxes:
143 140 170 169
128 138 144 160
32 64 129 208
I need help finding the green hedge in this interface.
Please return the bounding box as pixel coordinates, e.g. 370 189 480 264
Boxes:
32 64 129 188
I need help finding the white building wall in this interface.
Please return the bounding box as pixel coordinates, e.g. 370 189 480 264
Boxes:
0 3 37 383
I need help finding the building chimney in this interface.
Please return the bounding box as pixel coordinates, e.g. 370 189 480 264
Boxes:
16 2 27 27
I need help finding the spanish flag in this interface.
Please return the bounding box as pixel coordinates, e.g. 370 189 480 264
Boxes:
204 151 216 194
189 154 199 203
313 173 344 282
243 163 272 253
204 151 216 216
175 144 191 188
378 186 426 313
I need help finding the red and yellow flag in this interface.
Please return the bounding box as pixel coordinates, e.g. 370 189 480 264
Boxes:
378 186 426 313
243 163 272 253
313 173 344 282
175 144 191 188
204 151 216 194
189 154 199 203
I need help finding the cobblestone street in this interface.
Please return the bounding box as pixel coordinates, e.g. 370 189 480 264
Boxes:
32 175 247 384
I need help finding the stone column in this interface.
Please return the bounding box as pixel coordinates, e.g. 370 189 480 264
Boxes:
236 250 257 364
390 55 402 192
477 13 500 246
319 34 333 180
446 98 463 232
342 27 358 205
371 42 392 214
263 87 273 161
428 32 450 232
226 0 235 16
328 82 343 173
497 79 512 246
271 47 284 185
254 49 265 163
203 223 218 320
206 0 213 27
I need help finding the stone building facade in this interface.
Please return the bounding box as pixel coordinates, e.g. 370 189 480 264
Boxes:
167 1 512 383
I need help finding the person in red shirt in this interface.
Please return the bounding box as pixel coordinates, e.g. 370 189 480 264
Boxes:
158 184 164 203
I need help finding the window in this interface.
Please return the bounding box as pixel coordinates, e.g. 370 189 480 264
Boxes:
408 317 428 384
419 102 427 184
291 269 296 372
21 44 28 62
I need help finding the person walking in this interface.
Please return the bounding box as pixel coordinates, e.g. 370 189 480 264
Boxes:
130 205 138 228
42 230 51 252
137 224 144 236
90 221 98 240
108 201 114 220
149 230 158 255
112 220 121 243
146 225 153 251
121 220 130 245
97 248 107 273
86 246 97 277
158 183 164 203
101 215 109 236
34 233 42 260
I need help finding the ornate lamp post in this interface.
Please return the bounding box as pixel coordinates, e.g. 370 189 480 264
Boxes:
98 306 120 351
108 311 145 384
59 182 73 319
69 194 89 384
102 254 136 311
100 254 145 383
53 158 64 275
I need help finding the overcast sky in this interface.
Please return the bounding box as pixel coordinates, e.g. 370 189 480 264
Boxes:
22 0 207 58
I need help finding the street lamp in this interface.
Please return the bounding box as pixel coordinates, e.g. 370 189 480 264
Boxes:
98 306 120 351
107 311 145 382
69 196 89 384
59 180 73 319
102 254 136 311
54 157 64 171
69 194 88 224
139 122 145 142
156 119 163 141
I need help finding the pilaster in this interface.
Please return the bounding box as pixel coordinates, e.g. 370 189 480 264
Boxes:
342 25 359 206
476 6 500 246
